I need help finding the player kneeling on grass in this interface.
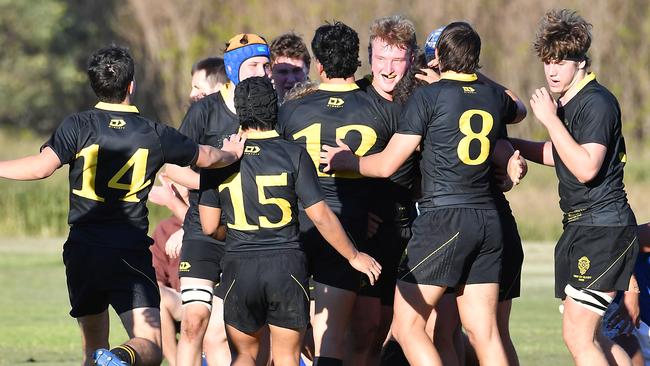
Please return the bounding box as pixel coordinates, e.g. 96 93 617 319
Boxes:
0 45 245 366
198 77 381 366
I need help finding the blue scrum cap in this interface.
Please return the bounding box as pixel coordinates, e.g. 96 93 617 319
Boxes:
224 33 270 85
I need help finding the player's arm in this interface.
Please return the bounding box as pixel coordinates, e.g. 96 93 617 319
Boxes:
194 132 247 169
510 138 554 166
0 146 62 180
321 133 421 178
477 72 527 124
165 165 200 190
493 139 528 189
198 204 226 241
530 87 605 183
304 200 382 285
149 175 189 221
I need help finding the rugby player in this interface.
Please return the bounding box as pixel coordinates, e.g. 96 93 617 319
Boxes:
277 21 395 366
190 57 228 102
511 9 638 366
198 76 380 366
350 15 418 366
166 33 271 366
0 45 245 366
321 22 525 366
270 33 311 103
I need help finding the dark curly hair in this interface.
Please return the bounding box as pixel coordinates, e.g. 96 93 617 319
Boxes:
87 45 134 103
311 21 360 79
393 50 429 105
271 33 311 69
534 9 592 66
234 76 278 131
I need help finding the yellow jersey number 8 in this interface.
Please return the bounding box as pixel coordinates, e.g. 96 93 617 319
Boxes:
457 109 494 166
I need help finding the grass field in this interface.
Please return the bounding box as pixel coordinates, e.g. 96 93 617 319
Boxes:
0 238 572 365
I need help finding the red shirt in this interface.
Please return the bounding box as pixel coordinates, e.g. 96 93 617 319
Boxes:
150 216 182 291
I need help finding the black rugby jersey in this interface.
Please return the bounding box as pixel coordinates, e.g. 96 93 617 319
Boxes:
398 72 518 210
43 102 198 248
553 73 635 226
178 85 240 243
277 83 393 217
199 130 324 252
357 79 418 221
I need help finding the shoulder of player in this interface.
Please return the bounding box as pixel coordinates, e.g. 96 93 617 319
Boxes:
574 83 619 113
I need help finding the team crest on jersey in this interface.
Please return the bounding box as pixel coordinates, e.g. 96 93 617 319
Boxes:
179 262 191 272
577 256 590 275
109 119 126 129
244 146 261 155
462 86 476 94
327 97 344 108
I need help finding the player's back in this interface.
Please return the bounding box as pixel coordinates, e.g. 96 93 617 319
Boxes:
277 83 392 217
400 73 517 210
200 130 324 252
45 102 198 248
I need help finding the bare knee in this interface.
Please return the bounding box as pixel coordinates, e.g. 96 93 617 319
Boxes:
181 306 210 341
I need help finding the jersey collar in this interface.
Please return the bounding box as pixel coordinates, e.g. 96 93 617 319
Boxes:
245 130 280 139
572 72 596 95
95 102 139 113
440 71 478 82
318 83 359 92
220 82 234 100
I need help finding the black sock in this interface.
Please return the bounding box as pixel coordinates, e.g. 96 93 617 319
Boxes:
313 356 343 366
379 339 409 366
110 344 137 365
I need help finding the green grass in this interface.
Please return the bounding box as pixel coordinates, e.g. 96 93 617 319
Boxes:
0 238 572 365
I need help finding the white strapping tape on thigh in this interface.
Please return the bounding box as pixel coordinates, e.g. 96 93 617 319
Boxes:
181 284 214 311
564 284 614 316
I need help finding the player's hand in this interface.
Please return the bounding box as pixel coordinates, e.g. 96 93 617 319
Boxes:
149 174 177 207
320 139 357 173
221 131 248 161
349 250 382 286
415 68 440 84
367 212 383 238
506 150 526 186
530 87 558 127
165 228 184 259
623 290 641 328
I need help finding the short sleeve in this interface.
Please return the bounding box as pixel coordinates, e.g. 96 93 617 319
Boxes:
573 94 617 147
500 91 518 125
178 102 206 143
198 186 221 208
156 124 199 166
294 147 325 208
397 88 431 136
41 115 80 164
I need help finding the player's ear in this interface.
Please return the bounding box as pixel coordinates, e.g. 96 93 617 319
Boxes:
128 80 136 96
578 60 586 70
315 60 324 76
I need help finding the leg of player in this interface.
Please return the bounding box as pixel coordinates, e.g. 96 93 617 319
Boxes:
159 285 182 366
116 307 163 366
456 283 508 366
226 325 264 366
563 294 617 366
311 282 357 365
431 293 462 366
596 329 637 366
347 295 382 366
268 324 307 366
77 310 110 366
391 281 447 366
202 296 231 366
497 300 520 366
176 277 216 366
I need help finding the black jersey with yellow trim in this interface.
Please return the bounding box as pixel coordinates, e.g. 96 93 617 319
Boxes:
42 102 198 248
398 71 518 210
199 130 324 252
553 73 636 226
178 84 240 243
277 82 393 218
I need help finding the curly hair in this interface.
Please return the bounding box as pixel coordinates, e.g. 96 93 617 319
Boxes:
534 9 592 66
368 15 417 58
311 21 360 79
234 76 278 131
87 45 134 103
392 50 429 105
270 33 311 69
437 22 481 74
282 80 320 103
